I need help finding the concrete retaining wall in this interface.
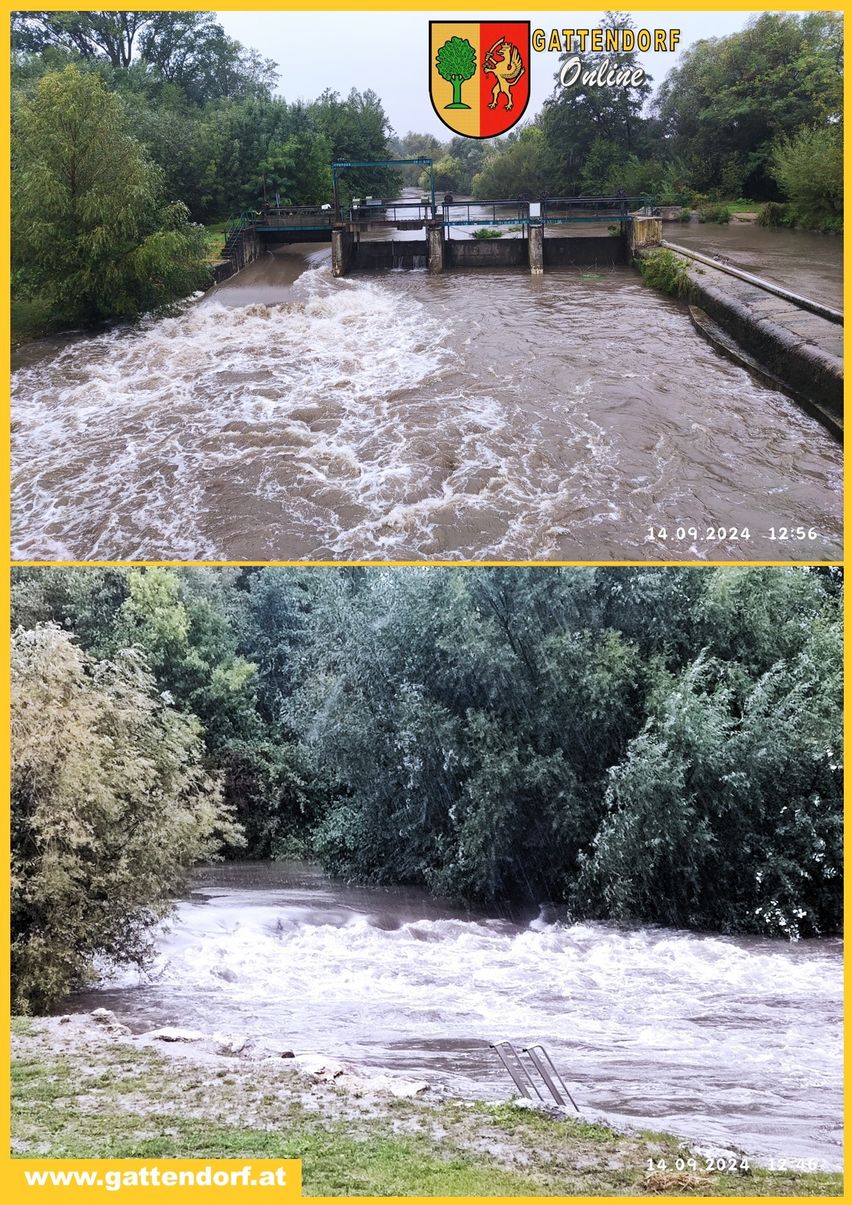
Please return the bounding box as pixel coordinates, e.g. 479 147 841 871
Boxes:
687 274 843 415
211 259 237 284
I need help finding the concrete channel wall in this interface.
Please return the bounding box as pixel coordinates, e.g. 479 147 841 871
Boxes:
639 240 843 430
214 227 262 283
684 269 842 427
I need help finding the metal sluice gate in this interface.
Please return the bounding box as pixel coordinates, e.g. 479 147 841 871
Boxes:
490 1041 579 1111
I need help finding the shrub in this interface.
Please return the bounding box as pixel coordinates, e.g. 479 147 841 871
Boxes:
757 201 788 227
12 67 210 325
771 125 842 233
697 204 731 224
638 248 690 297
471 227 502 239
677 208 692 223
11 626 243 1013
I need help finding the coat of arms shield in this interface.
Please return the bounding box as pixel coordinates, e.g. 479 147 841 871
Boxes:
429 21 531 138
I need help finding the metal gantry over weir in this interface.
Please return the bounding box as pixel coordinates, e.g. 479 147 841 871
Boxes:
237 193 649 242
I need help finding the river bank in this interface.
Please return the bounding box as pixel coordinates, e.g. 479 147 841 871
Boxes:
11 1014 841 1196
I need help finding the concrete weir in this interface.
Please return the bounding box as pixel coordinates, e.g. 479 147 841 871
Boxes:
333 223 628 276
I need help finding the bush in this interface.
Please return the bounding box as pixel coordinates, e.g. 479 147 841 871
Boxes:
11 626 243 1013
771 125 842 233
697 204 731 224
638 248 690 297
12 67 210 325
677 208 692 223
757 201 788 227
471 227 502 239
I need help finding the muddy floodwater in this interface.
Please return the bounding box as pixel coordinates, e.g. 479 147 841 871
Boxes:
70 862 843 1170
12 243 842 561
670 220 843 310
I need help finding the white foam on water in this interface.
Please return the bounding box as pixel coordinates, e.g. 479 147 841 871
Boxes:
10 267 627 560
94 882 842 1168
12 264 842 559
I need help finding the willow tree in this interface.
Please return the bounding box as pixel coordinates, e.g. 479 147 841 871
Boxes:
11 625 243 1013
12 66 209 323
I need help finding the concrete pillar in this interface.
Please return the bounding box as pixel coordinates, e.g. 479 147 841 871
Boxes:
627 216 662 258
426 222 445 274
332 227 353 278
528 223 544 275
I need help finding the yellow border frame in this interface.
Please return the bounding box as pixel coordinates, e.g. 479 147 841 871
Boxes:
2 3 847 1202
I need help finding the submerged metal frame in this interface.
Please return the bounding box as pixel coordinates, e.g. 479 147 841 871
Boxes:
490 1040 580 1111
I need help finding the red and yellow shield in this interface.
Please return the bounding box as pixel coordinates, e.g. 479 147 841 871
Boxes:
429 21 531 138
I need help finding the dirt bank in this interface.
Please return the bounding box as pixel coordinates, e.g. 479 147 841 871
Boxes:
12 1014 842 1196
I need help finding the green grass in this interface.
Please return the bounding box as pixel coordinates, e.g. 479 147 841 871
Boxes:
721 200 761 214
11 1028 842 1196
202 221 230 263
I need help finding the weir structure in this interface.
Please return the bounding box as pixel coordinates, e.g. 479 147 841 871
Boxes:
219 196 658 278
213 174 842 430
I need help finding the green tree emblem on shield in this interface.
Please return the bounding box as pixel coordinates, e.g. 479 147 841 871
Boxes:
436 37 476 109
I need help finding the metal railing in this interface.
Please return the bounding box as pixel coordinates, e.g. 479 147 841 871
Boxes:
224 209 261 246
346 199 434 224
258 205 336 232
491 1041 579 1111
541 195 652 224
443 199 530 228
221 209 262 266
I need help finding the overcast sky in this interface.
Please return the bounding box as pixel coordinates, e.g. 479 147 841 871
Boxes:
216 9 780 138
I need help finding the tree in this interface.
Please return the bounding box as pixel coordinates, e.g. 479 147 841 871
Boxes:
12 67 209 322
11 10 278 106
436 37 476 109
138 12 277 104
308 88 398 200
771 125 842 232
12 625 242 1013
472 127 551 198
539 11 652 194
12 10 154 67
654 11 843 199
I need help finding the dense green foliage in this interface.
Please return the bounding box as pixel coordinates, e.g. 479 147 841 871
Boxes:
12 567 842 945
638 248 690 296
770 125 843 233
11 9 396 328
455 10 842 227
12 67 210 324
11 624 241 1013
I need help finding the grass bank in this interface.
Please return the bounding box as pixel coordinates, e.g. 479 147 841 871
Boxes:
11 1016 841 1196
203 221 229 263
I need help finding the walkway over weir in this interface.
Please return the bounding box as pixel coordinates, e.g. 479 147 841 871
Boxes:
220 195 658 277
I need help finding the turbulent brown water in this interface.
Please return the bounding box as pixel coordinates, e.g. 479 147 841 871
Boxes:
12 243 841 561
71 862 842 1170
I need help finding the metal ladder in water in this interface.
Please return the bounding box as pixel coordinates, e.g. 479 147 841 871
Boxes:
490 1041 579 1111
